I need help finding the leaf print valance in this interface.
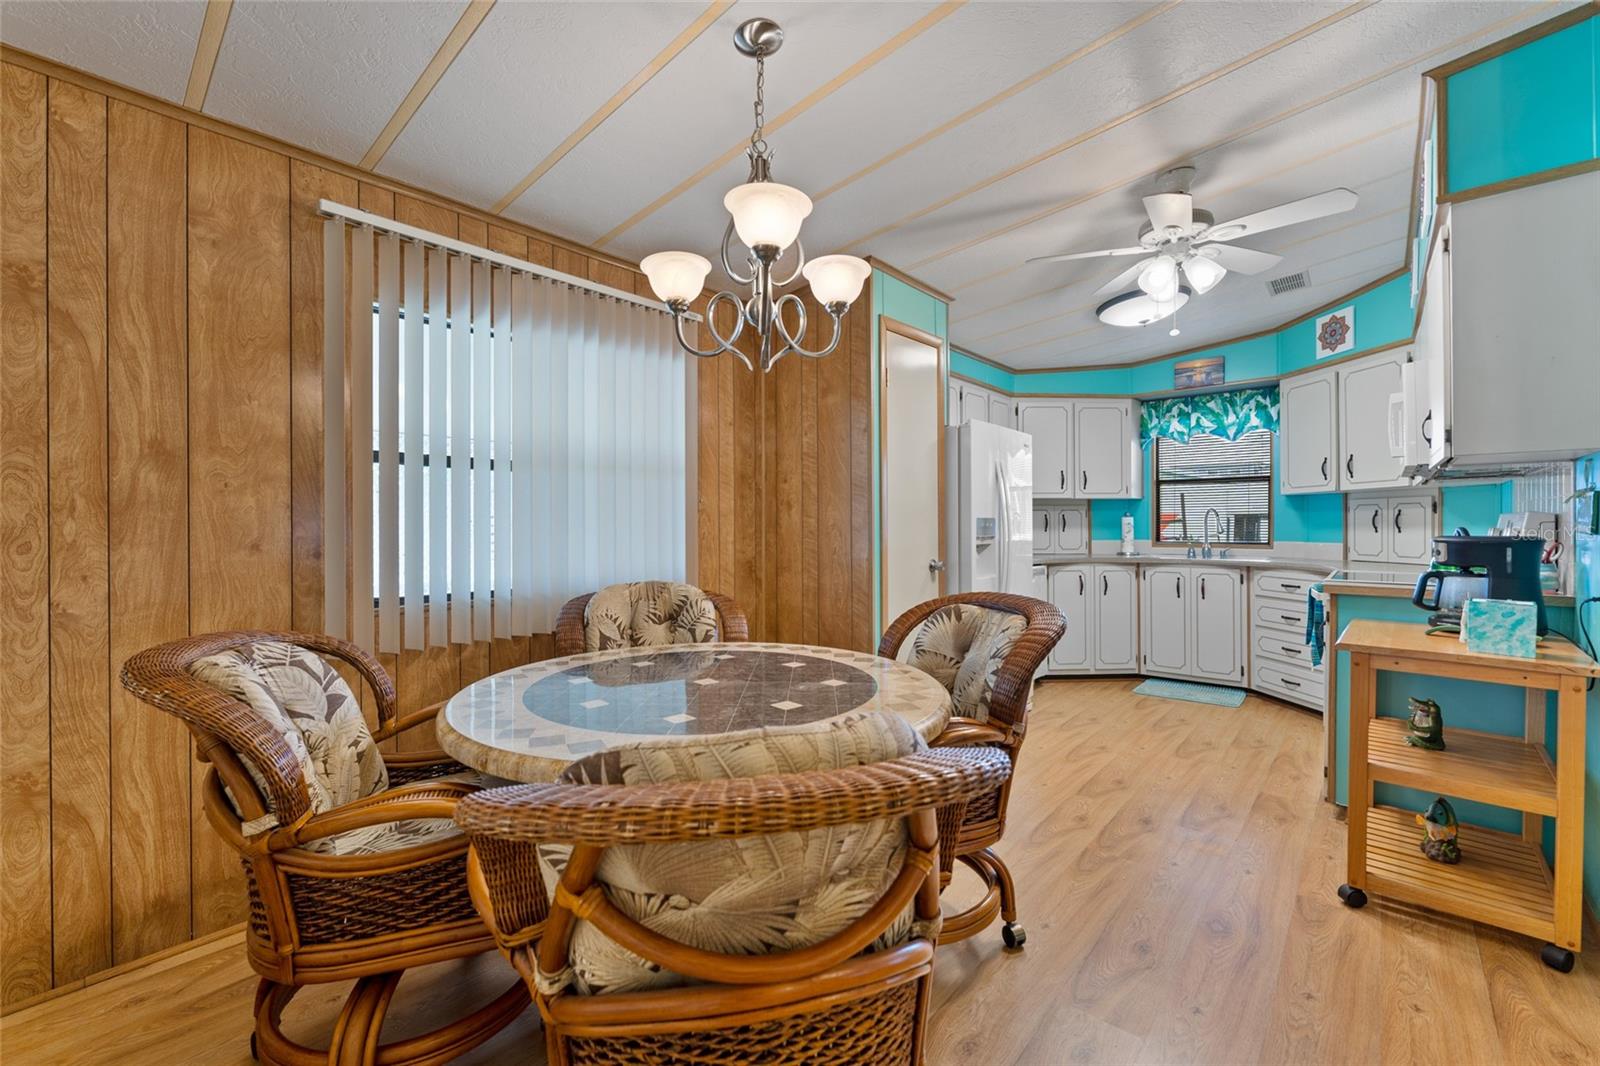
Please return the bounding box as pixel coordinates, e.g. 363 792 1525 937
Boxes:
1139 386 1280 444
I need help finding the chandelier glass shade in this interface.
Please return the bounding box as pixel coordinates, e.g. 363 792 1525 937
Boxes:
642 19 870 373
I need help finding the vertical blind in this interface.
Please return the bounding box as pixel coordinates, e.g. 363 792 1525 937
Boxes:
323 212 689 653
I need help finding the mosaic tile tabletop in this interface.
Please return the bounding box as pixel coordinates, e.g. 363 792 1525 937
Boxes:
439 642 954 782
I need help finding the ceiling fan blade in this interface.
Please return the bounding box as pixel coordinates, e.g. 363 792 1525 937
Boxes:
1026 245 1147 264
1203 244 1283 275
1094 257 1156 296
1143 193 1193 232
1203 188 1358 242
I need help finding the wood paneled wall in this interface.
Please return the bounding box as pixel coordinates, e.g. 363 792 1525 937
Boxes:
0 58 659 1012
693 286 876 652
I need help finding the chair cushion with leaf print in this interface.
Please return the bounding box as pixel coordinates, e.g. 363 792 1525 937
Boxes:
536 712 925 996
190 641 458 856
904 604 1027 721
583 581 719 652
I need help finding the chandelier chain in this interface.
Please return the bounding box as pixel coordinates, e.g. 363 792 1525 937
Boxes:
750 53 768 159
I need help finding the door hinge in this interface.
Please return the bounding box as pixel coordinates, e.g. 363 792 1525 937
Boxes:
1442 236 1450 253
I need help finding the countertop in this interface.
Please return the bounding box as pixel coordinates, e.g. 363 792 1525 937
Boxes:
1032 554 1336 573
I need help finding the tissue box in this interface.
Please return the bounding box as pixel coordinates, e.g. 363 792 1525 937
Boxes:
1460 598 1538 658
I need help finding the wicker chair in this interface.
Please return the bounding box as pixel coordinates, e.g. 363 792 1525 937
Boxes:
456 743 1012 1065
554 581 748 656
879 593 1064 949
119 631 527 1066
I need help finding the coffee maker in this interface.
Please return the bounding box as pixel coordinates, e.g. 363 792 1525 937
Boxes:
1412 529 1548 635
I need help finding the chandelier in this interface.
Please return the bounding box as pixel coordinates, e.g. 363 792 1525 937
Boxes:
640 18 871 373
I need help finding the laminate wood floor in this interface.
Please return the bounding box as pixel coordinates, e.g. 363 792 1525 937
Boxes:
4 678 1597 1065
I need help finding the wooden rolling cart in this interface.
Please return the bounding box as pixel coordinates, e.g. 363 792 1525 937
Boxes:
1334 619 1598 972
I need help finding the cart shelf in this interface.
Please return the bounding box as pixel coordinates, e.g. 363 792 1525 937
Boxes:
1367 716 1556 815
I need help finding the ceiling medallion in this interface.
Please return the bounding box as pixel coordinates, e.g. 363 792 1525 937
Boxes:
641 19 871 373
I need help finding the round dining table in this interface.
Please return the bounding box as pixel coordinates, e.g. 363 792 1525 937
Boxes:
437 641 954 782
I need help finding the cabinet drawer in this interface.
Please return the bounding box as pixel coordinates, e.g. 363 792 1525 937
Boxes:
1255 632 1317 666
1255 601 1307 630
1252 570 1322 600
1254 669 1324 710
1253 660 1324 700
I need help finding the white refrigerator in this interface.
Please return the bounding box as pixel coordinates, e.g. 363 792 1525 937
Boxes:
946 420 1034 595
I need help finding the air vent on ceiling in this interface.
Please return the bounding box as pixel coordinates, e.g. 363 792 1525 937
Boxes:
1267 270 1310 296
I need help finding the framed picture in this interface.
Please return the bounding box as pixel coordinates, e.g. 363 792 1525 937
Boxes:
1173 356 1225 390
1315 306 1355 358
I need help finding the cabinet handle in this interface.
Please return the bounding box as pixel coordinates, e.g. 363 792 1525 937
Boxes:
1421 409 1433 447
1321 456 1329 481
1102 574 1108 596
1370 510 1379 534
1176 577 1182 600
1281 645 1302 656
1280 676 1302 688
1394 508 1402 534
1347 454 1355 478
1060 470 1066 491
1279 582 1300 591
1079 573 1085 595
1081 470 1088 491
1201 576 1206 599
1280 613 1298 622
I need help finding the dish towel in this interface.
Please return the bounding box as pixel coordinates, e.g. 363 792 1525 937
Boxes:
1305 584 1326 666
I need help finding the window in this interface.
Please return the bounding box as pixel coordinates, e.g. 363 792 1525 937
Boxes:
1153 429 1272 546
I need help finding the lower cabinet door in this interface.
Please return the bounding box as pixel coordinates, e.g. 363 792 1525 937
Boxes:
1190 568 1244 684
1141 568 1189 675
1093 566 1137 671
1049 567 1093 671
1347 500 1386 561
1056 505 1089 554
1390 497 1432 563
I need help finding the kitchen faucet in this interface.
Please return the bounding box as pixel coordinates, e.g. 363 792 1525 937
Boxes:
1202 508 1221 559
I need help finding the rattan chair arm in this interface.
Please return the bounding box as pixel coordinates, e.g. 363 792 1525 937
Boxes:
932 718 1011 747
456 747 1012 847
273 781 477 849
705 591 750 642
373 701 444 743
554 594 596 657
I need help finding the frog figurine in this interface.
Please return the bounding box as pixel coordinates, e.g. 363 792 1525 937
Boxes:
1404 696 1445 751
1416 797 1461 864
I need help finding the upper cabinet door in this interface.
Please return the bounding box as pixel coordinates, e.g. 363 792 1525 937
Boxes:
989 393 1014 429
947 381 964 427
1074 400 1133 497
1418 220 1452 469
1093 566 1138 671
1389 497 1433 563
1048 567 1093 671
1347 499 1386 561
1032 508 1053 554
1056 504 1088 555
1338 353 1408 490
1019 401 1071 498
1280 370 1337 493
1190 568 1244 684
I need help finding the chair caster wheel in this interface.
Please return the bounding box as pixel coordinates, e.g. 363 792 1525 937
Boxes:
1002 922 1026 949
1337 884 1367 908
1541 943 1575 973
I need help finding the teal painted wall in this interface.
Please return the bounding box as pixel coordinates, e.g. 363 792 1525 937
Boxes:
1439 481 1512 536
1445 16 1600 195
871 269 949 640
1571 453 1600 916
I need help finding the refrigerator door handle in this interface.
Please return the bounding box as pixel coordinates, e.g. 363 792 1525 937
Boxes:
994 459 1010 592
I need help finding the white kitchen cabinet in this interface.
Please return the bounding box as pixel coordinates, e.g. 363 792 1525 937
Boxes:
1337 350 1409 491
1140 568 1189 675
946 381 963 427
1031 508 1052 554
1074 399 1140 498
1190 567 1245 684
1018 398 1141 500
1019 401 1071 498
1093 565 1138 672
1031 565 1049 680
1049 566 1093 671
989 393 1014 429
1411 215 1451 471
1345 490 1437 564
1250 567 1327 712
1056 504 1088 554
1279 368 1337 493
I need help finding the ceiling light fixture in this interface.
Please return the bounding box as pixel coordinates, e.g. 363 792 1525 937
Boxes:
1096 285 1191 328
642 19 870 372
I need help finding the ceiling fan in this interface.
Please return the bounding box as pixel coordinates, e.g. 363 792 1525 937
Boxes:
1028 165 1358 306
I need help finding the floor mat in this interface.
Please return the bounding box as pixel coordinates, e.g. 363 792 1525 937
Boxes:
1132 678 1247 707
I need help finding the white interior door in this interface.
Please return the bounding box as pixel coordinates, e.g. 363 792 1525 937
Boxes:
1019 402 1070 497
1094 566 1137 671
1075 401 1129 497
1049 567 1092 670
883 326 945 624
1280 371 1336 492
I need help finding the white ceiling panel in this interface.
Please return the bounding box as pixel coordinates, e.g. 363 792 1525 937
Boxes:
0 1 204 102
203 1 463 163
378 1 713 209
1 0 1571 369
506 2 943 250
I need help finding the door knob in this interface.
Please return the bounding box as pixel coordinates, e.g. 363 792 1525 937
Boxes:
928 559 946 573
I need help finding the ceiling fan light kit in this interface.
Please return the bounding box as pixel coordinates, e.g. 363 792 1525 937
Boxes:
1031 166 1359 329
642 18 870 373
